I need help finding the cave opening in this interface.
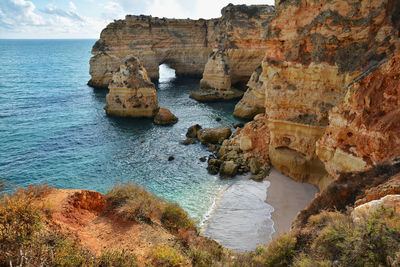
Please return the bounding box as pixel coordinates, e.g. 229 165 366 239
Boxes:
158 63 176 84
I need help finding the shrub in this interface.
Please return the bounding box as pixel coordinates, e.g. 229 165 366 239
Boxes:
150 245 184 267
254 233 297 267
97 250 138 267
106 182 164 222
161 202 196 232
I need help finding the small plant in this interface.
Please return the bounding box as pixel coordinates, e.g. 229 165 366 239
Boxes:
161 202 196 232
97 249 138 267
150 245 184 267
106 182 164 222
254 233 297 267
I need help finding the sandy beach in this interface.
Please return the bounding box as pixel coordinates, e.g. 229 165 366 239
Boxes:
201 168 319 251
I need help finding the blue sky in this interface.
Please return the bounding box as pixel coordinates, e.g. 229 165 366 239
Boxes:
0 0 275 39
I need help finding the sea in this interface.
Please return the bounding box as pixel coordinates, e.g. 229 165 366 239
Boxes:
0 39 319 251
0 39 252 221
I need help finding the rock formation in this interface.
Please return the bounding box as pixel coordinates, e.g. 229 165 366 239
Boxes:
153 107 178 125
233 65 266 119
89 4 275 92
93 0 400 192
105 56 159 118
317 48 400 178
227 0 400 189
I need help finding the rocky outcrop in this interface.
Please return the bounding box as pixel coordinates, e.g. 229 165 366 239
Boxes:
211 114 271 179
226 0 400 189
317 48 400 178
197 126 232 145
89 4 275 91
190 50 243 101
154 107 178 125
293 158 400 228
105 56 159 118
233 65 265 119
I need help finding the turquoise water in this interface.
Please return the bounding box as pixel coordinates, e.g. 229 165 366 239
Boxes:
0 39 245 222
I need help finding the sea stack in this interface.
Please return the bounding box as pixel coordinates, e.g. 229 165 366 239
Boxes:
105 56 159 118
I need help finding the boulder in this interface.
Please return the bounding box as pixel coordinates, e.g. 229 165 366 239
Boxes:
186 124 202 138
219 161 239 178
197 126 232 145
154 108 178 125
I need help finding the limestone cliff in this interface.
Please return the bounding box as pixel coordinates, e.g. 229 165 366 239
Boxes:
105 56 159 118
236 0 400 188
89 4 275 91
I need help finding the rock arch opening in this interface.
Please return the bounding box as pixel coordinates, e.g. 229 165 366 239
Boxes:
158 63 176 84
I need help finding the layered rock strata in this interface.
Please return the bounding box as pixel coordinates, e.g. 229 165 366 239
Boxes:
105 56 159 118
89 4 275 91
230 0 400 189
317 48 400 178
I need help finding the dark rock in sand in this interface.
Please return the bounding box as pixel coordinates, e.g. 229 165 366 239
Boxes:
200 156 207 162
168 156 175 161
216 117 222 122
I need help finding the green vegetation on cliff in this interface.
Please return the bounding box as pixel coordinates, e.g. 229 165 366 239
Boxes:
1 182 400 266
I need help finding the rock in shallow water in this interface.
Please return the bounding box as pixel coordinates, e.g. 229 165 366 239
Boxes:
105 56 159 118
154 107 178 125
197 126 232 145
186 124 202 138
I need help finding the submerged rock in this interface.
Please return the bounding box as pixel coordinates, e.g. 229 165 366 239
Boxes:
154 107 178 125
181 138 197 146
197 126 232 145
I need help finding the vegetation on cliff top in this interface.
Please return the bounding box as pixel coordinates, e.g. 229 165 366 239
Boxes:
1 182 400 266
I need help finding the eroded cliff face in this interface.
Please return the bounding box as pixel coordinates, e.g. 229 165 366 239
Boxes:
237 0 400 188
89 5 275 90
105 56 159 118
317 48 400 178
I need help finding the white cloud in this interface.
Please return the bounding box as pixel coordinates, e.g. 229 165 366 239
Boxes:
0 0 45 29
69 2 77 11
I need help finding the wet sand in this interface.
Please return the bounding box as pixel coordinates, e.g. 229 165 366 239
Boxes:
266 169 319 238
201 168 319 251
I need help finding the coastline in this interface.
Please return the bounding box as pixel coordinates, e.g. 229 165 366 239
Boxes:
201 169 319 251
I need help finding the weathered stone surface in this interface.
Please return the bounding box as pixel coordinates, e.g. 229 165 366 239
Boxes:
197 126 232 145
154 107 178 125
293 158 400 228
219 160 239 178
317 49 400 178
214 114 270 178
105 56 159 118
233 65 265 119
352 194 400 223
230 0 400 189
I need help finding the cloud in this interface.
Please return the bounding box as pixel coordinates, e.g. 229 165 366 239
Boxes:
69 2 76 11
0 0 44 29
40 6 84 22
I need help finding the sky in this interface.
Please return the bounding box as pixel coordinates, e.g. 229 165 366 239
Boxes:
0 0 275 39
